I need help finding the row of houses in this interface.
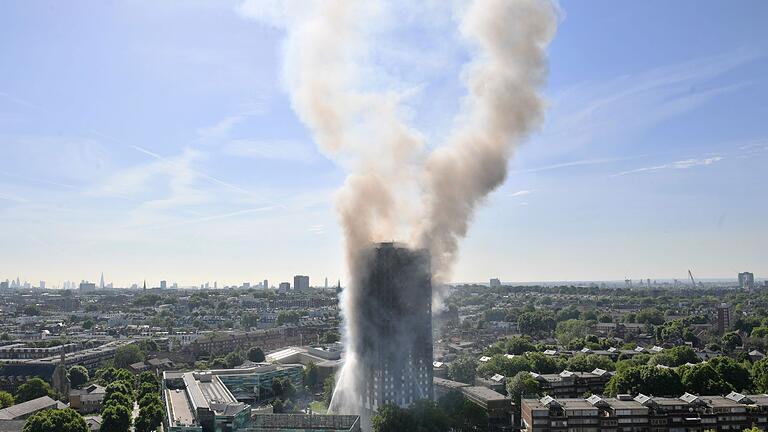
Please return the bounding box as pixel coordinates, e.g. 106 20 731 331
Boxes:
521 392 768 432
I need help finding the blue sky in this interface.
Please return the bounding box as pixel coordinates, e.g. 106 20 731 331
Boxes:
0 0 766 287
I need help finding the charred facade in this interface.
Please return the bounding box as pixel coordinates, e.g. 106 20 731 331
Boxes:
354 242 433 413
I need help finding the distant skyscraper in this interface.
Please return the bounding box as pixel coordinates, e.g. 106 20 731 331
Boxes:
739 272 755 289
39 281 45 290
489 278 501 288
160 280 167 289
263 279 269 289
347 242 433 414
99 272 105 290
278 282 291 292
717 303 731 335
293 275 310 290
0 280 8 290
325 277 328 289
79 281 96 293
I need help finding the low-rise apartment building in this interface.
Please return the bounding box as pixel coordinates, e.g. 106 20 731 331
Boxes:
521 392 768 432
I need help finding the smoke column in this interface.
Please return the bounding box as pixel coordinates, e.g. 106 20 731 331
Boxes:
417 0 557 294
238 0 557 418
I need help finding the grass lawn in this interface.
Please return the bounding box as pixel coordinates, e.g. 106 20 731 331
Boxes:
309 400 328 414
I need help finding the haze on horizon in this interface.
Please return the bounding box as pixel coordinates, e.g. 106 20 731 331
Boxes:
0 0 767 288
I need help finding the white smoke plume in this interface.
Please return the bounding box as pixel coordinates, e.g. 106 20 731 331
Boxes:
239 0 557 419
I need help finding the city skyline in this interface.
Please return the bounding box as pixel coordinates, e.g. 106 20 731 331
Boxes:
1 0 767 286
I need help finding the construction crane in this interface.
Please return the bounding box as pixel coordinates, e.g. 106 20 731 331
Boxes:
688 269 698 288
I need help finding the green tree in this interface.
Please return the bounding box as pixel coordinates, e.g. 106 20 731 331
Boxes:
271 376 295 399
437 391 488 432
96 367 134 386
138 372 159 390
68 366 89 389
113 344 144 369
304 362 320 390
138 339 159 352
681 364 732 395
137 382 158 401
555 319 590 346
135 394 164 432
100 403 132 432
409 399 451 432
753 358 768 392
224 351 244 368
15 378 54 403
507 372 541 427
372 404 417 432
504 336 536 355
247 347 265 363
652 346 698 367
322 331 340 344
605 365 683 397
477 355 530 378
636 308 665 325
276 311 302 326
708 356 751 392
518 311 555 336
566 354 615 372
722 332 743 353
23 408 88 432
0 391 14 408
103 381 134 409
448 356 478 384
271 398 286 413
241 313 260 329
526 352 560 374
323 375 335 406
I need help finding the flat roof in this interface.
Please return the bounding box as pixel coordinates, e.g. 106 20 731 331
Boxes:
602 398 648 411
166 389 196 427
433 377 470 389
198 379 236 405
462 386 509 403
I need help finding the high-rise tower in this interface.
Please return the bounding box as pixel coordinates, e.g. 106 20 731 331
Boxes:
352 242 433 413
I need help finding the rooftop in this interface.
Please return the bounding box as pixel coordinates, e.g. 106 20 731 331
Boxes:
0 396 65 420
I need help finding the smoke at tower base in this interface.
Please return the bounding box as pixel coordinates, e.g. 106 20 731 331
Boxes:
237 0 557 420
329 242 433 417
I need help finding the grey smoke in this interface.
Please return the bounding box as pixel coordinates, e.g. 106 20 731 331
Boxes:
238 0 557 417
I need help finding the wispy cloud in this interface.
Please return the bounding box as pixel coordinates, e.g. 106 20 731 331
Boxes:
307 224 326 235
0 171 77 190
0 91 45 111
196 104 268 144
0 191 29 204
142 206 281 231
527 51 757 162
513 157 626 173
613 156 724 177
223 139 315 163
509 190 533 197
131 144 260 198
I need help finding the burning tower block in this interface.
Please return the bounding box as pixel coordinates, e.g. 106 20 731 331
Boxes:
353 242 433 413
